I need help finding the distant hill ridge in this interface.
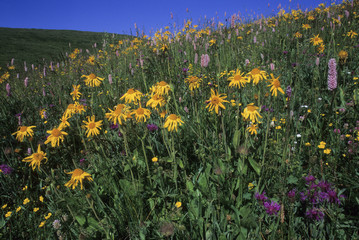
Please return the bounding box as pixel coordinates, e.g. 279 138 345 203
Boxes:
0 27 129 67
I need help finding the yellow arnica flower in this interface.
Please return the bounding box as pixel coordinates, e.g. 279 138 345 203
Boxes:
205 89 229 114
185 76 202 91
59 115 70 129
120 88 143 104
105 104 130 125
130 106 151 123
268 74 284 97
82 115 103 138
44 127 68 147
146 94 166 109
87 55 95 65
12 126 36 142
82 73 104 87
152 81 171 96
294 32 302 38
228 69 249 89
152 157 158 162
302 24 311 30
338 50 348 62
64 168 93 190
22 144 48 171
310 34 323 46
242 103 262 123
70 85 82 101
164 114 184 132
247 68 267 85
247 124 258 135
347 30 358 39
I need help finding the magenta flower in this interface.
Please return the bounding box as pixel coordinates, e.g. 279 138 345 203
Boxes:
263 201 281 215
200 54 210 68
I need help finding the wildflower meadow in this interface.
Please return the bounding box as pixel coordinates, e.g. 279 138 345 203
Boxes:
1 1 359 239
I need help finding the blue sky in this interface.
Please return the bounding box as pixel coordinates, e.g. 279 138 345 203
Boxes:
0 0 336 35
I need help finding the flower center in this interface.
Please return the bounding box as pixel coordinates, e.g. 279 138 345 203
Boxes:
88 122 96 129
20 126 28 132
52 129 62 137
136 108 144 115
158 81 168 86
114 104 124 115
33 153 44 162
168 114 178 120
211 97 220 104
234 75 242 81
272 79 281 88
251 68 260 75
72 168 84 177
127 89 135 94
247 105 256 112
88 74 96 80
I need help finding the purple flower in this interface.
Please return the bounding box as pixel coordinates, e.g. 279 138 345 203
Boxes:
286 86 292 98
0 164 13 175
255 191 268 203
283 51 288 55
304 175 316 184
6 83 11 96
306 208 324 221
328 58 337 91
147 124 158 132
79 158 86 163
110 123 119 130
288 189 296 199
263 201 281 215
200 54 210 68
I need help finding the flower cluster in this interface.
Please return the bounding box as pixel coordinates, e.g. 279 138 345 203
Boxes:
255 191 281 216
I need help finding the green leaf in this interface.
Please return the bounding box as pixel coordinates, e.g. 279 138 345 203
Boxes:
75 215 86 226
248 157 261 176
233 129 241 149
287 175 298 184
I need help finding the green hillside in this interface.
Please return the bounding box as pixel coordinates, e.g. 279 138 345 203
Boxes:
0 27 128 67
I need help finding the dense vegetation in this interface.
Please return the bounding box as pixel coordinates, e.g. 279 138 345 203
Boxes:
1 1 359 239
0 27 128 67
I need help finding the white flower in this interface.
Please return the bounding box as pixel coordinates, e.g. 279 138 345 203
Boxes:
296 134 301 138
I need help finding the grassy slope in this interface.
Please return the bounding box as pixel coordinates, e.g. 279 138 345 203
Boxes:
0 27 128 67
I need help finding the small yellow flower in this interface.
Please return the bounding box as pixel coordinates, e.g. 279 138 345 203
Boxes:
247 124 258 135
302 24 311 30
44 213 52 220
206 89 229 114
248 182 255 190
39 221 46 228
5 211 12 218
16 206 22 213
22 185 28 191
2 204 7 209
39 196 44 202
275 126 282 130
23 198 30 205
33 207 39 212
175 202 182 208
152 157 158 162
324 148 331 154
305 142 311 146
318 141 326 149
